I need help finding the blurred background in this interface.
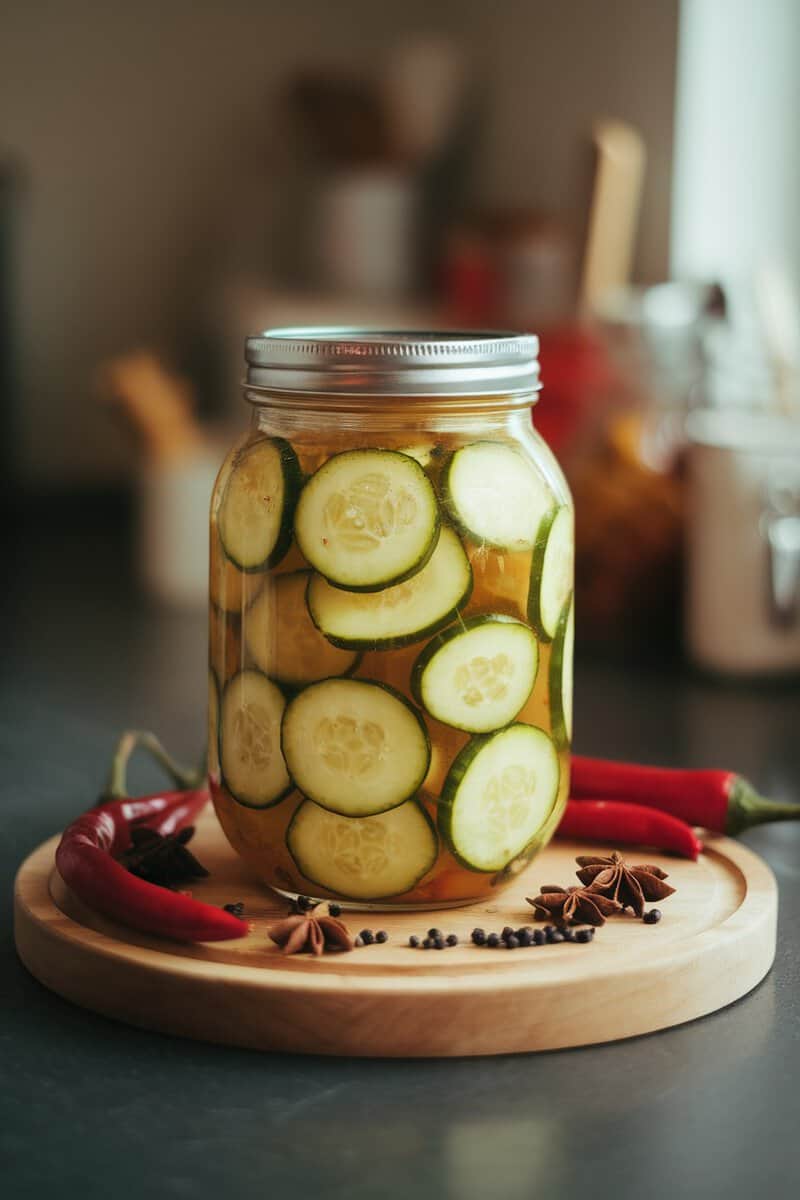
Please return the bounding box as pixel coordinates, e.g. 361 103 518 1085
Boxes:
2 0 800 673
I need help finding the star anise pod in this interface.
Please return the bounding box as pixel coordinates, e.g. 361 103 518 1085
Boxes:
117 825 209 887
575 851 675 917
526 885 622 926
267 911 354 956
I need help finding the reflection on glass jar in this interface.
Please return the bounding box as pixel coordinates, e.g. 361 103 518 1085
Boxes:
208 330 574 908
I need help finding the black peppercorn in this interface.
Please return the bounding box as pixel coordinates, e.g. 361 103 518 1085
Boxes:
486 932 501 948
428 928 443 939
296 895 315 912
359 929 375 945
328 903 342 917
506 934 520 949
223 902 245 918
502 926 514 938
409 935 420 948
643 908 662 924
547 930 565 944
433 936 445 949
574 928 594 943
354 935 365 947
471 928 487 945
446 933 458 946
517 928 533 947
533 929 546 945
375 930 389 943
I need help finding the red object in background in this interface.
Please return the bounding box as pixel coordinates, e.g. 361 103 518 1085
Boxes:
440 231 500 328
441 234 621 457
535 324 620 455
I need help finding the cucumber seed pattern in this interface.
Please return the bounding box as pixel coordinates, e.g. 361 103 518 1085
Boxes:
323 473 418 553
315 715 387 778
455 654 514 708
233 703 277 771
323 814 396 881
486 765 538 835
349 572 422 611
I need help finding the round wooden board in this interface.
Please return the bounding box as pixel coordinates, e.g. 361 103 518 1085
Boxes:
14 810 777 1057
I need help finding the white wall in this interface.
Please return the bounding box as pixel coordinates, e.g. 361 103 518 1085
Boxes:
672 0 800 324
0 0 678 485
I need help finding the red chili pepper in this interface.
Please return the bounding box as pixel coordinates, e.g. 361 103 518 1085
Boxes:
571 755 799 836
55 731 246 943
96 789 204 836
556 800 702 859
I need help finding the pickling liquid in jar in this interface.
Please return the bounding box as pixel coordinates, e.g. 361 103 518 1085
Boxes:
208 330 574 908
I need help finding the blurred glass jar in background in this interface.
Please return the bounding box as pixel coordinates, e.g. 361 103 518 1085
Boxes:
686 409 800 675
564 283 722 656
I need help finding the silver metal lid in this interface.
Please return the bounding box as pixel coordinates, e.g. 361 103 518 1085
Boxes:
244 328 540 399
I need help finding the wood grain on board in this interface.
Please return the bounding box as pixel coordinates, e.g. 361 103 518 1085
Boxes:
14 810 777 1057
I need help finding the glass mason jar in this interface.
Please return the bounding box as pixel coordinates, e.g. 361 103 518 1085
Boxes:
208 329 574 908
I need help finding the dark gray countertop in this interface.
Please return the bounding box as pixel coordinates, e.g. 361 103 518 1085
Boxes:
2 509 799 1200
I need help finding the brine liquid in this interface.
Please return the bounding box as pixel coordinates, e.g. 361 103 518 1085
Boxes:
208 426 572 907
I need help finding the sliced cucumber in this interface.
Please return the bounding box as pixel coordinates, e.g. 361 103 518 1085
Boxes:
281 678 430 816
307 525 472 650
439 723 559 872
220 670 292 808
294 449 440 591
550 598 574 746
209 536 264 614
528 505 574 641
287 799 438 900
246 571 359 686
442 441 553 551
218 437 301 572
209 601 244 686
208 668 220 778
411 615 539 733
398 441 438 468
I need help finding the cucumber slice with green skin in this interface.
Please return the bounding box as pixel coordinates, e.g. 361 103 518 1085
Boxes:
527 505 574 641
438 723 560 872
218 437 302 572
442 441 553 551
411 614 539 733
398 442 439 468
294 449 440 592
220 670 292 808
246 571 359 686
550 598 574 747
527 501 573 643
286 798 439 900
210 536 265 614
306 526 472 650
281 678 430 816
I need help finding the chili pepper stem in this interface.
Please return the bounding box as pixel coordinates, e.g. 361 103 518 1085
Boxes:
104 730 203 800
726 778 800 836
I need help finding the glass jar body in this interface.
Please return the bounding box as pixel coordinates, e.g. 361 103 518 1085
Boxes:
209 395 574 908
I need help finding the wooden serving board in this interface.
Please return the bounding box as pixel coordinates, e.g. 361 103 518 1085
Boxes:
14 810 777 1057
